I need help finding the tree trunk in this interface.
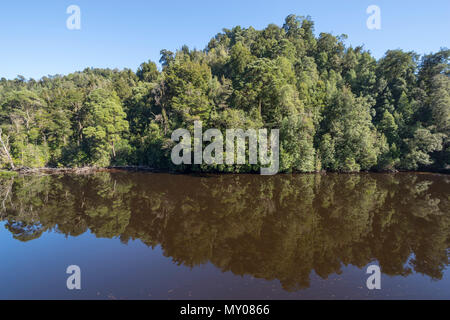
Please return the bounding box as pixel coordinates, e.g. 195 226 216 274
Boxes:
111 141 116 158
0 129 15 170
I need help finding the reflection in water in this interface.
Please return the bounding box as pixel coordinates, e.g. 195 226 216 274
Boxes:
0 172 449 292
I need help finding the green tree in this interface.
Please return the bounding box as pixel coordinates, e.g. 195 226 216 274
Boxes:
82 89 129 166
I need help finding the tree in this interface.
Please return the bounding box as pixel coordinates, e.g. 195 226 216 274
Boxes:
136 60 159 82
0 128 14 169
319 87 383 171
0 15 447 172
82 89 129 166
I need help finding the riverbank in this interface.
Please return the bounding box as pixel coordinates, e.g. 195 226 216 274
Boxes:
8 166 161 175
1 166 448 176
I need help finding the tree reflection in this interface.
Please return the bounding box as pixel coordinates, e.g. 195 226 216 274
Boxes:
1 172 449 291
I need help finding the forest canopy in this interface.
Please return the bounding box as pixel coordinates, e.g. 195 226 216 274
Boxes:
0 15 449 173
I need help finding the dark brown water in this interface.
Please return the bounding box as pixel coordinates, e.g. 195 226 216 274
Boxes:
0 172 449 299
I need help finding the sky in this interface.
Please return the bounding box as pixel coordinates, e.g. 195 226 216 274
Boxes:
0 0 448 80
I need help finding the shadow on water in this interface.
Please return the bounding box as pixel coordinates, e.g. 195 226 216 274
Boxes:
0 172 449 292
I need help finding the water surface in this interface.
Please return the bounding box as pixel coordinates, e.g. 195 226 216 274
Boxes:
0 172 449 299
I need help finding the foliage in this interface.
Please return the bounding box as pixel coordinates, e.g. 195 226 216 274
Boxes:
0 15 448 172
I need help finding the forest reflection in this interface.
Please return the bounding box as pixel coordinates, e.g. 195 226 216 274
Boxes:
0 172 449 292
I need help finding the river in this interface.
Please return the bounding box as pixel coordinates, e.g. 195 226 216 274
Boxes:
0 172 449 299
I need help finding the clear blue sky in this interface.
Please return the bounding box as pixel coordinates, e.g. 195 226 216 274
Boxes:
0 0 448 80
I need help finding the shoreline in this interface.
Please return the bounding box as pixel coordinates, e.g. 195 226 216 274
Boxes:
0 166 448 176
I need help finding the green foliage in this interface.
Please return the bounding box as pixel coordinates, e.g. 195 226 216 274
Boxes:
0 15 448 172
82 89 129 166
136 60 159 82
319 87 382 171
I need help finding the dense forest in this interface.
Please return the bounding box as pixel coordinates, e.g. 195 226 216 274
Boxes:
0 15 448 173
